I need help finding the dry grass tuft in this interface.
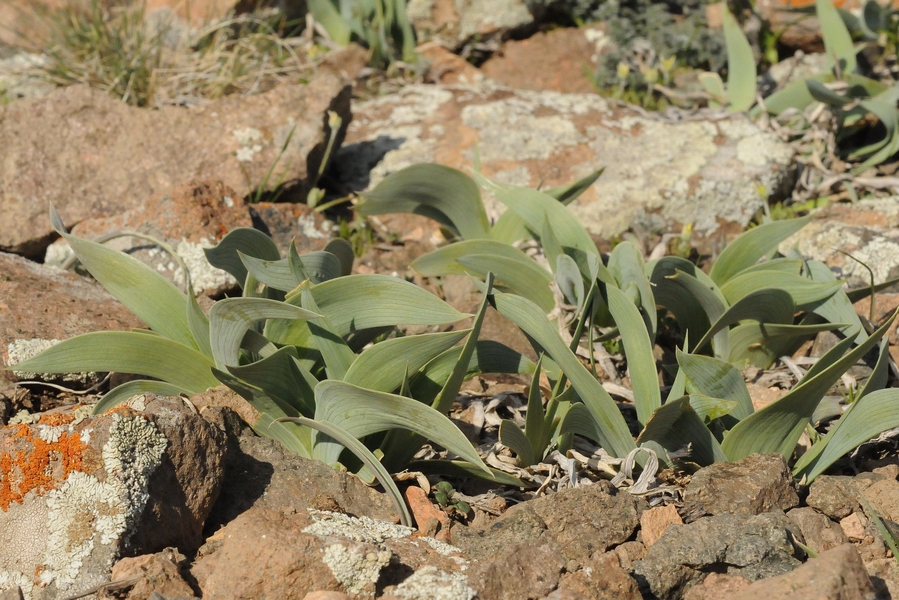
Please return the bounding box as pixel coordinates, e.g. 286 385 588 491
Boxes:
15 0 323 107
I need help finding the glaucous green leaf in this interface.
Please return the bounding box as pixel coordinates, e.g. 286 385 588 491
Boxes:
11 331 217 394
226 346 316 417
344 330 469 393
457 255 555 313
313 380 491 475
499 420 536 466
637 396 728 465
806 260 867 342
720 272 842 309
204 227 281 288
728 321 842 368
710 218 810 285
358 164 490 240
609 241 657 338
301 290 354 380
209 298 320 368
607 285 661 425
678 349 754 420
721 312 895 461
492 291 636 458
793 388 899 483
722 6 757 111
92 380 188 415
817 0 857 73
50 206 196 349
692 288 795 355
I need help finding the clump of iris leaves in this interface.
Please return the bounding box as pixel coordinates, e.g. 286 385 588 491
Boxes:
13 163 899 527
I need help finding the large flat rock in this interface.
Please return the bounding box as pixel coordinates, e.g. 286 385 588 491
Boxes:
335 83 795 241
0 73 351 258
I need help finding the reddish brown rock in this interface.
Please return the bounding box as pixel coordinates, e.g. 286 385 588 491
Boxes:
0 73 351 258
0 252 142 393
683 573 751 600
420 43 484 85
786 507 848 554
641 504 684 548
556 551 642 600
684 453 799 516
729 544 875 600
46 181 251 297
481 25 607 94
110 549 196 599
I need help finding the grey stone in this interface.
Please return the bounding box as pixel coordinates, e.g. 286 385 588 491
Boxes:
632 512 804 600
336 83 795 242
806 473 887 520
452 481 642 563
780 197 899 289
684 453 799 516
729 544 875 600
786 507 848 554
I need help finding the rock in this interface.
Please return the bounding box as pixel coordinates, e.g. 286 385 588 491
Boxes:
683 454 799 516
632 512 804 600
193 506 474 599
786 507 848 553
419 44 484 86
200 418 398 532
110 548 197 600
45 181 250 297
0 73 351 259
453 481 642 564
728 544 875 600
864 557 899 599
641 504 684 548
336 83 795 241
481 25 609 94
407 0 537 49
44 182 333 297
682 573 750 600
403 485 452 540
0 394 224 600
780 198 899 289
841 512 868 542
463 536 565 600
806 472 889 520
247 201 332 256
0 252 142 394
556 551 642 600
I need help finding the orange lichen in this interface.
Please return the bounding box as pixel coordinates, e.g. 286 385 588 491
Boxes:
38 413 76 427
0 425 89 511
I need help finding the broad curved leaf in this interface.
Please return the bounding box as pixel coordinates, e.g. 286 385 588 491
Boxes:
92 380 188 415
677 349 754 420
344 330 469 393
313 380 491 475
720 272 842 309
492 291 636 458
11 331 217 393
722 6 757 111
710 218 810 285
204 227 281 288
721 312 896 461
637 396 728 465
358 164 490 240
607 285 661 425
209 298 320 368
793 388 899 483
50 206 196 349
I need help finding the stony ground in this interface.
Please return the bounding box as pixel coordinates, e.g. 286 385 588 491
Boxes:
2 1 899 599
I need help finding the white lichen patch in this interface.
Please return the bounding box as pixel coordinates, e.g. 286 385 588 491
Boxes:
36 424 65 443
0 571 34 599
304 509 414 544
5 339 95 383
392 566 477 600
322 543 391 595
298 213 328 240
173 238 237 294
233 127 264 162
418 536 466 559
101 414 168 527
461 103 582 162
40 414 167 593
8 410 37 425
